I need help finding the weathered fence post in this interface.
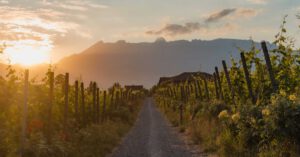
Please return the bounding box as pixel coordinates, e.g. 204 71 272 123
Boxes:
222 60 235 101
190 84 194 94
74 80 79 121
213 73 220 99
194 81 199 99
180 86 185 125
241 52 255 104
80 82 85 125
64 73 69 130
92 82 97 123
261 41 277 91
196 80 203 100
215 67 223 100
185 85 190 102
120 89 124 101
110 89 115 109
96 88 100 124
203 77 210 100
20 69 29 157
172 87 177 99
102 91 107 122
47 71 54 141
116 91 120 109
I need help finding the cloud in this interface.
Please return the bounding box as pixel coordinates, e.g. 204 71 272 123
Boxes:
235 8 259 18
0 5 92 64
42 0 108 11
205 8 258 23
0 6 80 33
0 0 8 4
146 8 259 37
247 0 269 4
205 8 236 23
146 22 204 36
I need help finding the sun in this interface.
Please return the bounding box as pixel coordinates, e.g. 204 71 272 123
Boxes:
2 41 51 66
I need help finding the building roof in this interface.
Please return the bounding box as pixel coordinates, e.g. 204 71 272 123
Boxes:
125 85 144 91
158 72 212 85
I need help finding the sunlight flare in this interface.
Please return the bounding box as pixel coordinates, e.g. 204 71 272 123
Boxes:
2 40 51 66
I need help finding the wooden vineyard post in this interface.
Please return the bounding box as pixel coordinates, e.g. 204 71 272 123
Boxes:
96 88 100 124
203 77 210 100
102 91 107 122
189 84 194 94
194 81 199 99
74 80 79 121
196 80 203 100
180 86 185 125
261 41 277 91
64 73 69 130
185 86 190 102
241 52 256 104
172 87 177 111
163 92 166 112
168 87 172 98
80 82 85 125
222 60 235 101
213 73 219 99
20 69 29 157
215 67 223 100
172 87 176 99
92 82 97 123
110 89 115 109
116 91 120 110
47 71 54 141
120 89 123 102
167 89 171 108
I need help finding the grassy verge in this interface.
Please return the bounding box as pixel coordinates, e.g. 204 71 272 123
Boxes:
1 99 143 157
156 95 300 157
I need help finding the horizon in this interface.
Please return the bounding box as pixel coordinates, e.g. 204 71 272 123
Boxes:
1 37 268 65
0 38 272 89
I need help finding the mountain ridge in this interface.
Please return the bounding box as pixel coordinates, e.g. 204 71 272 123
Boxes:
55 38 273 88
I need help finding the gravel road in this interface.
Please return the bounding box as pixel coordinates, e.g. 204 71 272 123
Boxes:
110 97 192 157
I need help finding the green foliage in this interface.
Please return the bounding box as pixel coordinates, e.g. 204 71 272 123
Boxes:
154 18 300 157
0 64 144 157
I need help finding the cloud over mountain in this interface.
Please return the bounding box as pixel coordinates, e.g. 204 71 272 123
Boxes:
146 8 259 36
205 8 236 23
146 22 204 36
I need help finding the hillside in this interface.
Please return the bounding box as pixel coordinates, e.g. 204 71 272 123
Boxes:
55 38 273 88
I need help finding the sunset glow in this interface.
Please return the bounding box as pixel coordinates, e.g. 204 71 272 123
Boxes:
0 0 299 66
2 41 51 66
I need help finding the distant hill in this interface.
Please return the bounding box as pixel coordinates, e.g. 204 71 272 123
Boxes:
54 38 273 88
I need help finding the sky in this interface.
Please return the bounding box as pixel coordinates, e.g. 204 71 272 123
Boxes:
0 0 299 65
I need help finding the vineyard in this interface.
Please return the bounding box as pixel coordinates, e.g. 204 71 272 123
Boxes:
0 65 146 157
1 14 300 157
153 19 300 157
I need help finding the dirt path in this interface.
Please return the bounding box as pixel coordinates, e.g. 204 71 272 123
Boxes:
110 98 193 157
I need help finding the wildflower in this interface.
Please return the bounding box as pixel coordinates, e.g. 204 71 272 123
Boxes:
231 112 240 122
279 90 286 97
289 94 297 101
271 95 277 105
262 108 270 116
218 110 229 119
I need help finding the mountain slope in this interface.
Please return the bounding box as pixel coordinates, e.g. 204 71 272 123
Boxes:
56 38 272 88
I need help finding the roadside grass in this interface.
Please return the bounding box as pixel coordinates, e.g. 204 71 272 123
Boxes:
2 99 143 157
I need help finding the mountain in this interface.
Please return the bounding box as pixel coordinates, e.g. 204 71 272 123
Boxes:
55 38 273 89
